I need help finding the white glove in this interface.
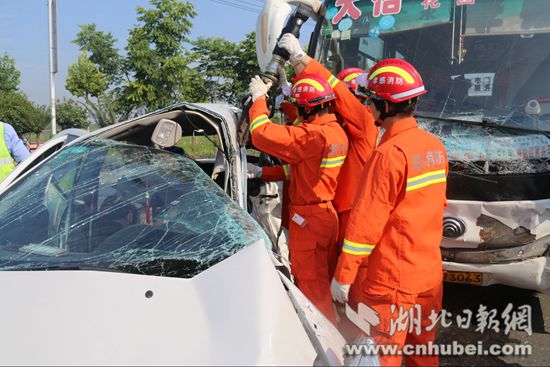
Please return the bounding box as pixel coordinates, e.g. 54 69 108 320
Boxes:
247 163 263 179
331 277 351 304
278 33 305 65
249 75 273 102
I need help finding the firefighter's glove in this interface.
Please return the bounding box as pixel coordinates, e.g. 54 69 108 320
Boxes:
278 33 305 66
331 277 350 304
249 75 273 102
247 163 263 179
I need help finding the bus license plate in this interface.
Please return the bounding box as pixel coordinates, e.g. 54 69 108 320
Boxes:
443 271 483 286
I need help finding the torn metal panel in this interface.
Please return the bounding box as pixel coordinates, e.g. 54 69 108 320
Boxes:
477 215 536 250
442 199 550 249
0 139 269 278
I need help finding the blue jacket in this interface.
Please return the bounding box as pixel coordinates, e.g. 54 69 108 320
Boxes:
1 121 31 163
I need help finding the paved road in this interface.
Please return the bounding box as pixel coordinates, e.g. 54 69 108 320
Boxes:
438 283 550 366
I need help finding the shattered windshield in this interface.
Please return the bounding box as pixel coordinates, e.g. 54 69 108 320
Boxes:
317 0 550 173
0 139 267 278
417 119 550 174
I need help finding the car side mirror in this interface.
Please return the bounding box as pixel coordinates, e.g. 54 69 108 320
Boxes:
151 119 183 147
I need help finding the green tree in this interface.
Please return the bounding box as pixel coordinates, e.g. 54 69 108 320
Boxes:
66 52 108 98
122 0 197 112
191 32 259 104
57 99 90 130
73 24 122 85
88 91 125 128
0 92 33 134
234 32 259 100
66 0 260 120
178 67 208 103
66 52 115 127
0 92 49 138
0 53 21 93
25 103 50 138
191 37 238 102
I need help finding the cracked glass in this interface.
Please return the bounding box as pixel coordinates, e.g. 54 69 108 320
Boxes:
418 119 550 175
318 0 550 175
0 139 268 278
320 0 550 132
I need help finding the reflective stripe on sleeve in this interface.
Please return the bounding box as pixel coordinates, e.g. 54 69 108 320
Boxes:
342 239 376 256
320 155 346 168
328 75 339 88
406 169 446 192
250 114 270 133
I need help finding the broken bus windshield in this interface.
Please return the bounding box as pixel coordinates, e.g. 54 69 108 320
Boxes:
317 0 550 175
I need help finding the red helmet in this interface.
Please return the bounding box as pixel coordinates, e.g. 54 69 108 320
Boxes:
290 73 336 108
336 67 366 94
362 58 426 103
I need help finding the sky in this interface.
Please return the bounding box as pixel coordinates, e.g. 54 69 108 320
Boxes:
0 0 314 106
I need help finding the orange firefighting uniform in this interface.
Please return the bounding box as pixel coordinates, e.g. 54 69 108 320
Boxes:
335 116 448 366
260 103 301 230
250 96 348 323
302 60 378 304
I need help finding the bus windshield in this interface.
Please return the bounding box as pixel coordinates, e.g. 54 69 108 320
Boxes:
316 0 550 131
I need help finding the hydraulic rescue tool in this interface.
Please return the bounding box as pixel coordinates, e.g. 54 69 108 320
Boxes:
237 0 324 146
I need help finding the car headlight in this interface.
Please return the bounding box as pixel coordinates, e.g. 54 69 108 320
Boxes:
443 217 466 238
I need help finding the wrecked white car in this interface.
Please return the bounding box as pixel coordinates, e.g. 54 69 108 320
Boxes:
0 103 356 365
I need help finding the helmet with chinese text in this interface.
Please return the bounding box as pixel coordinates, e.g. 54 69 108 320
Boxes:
360 58 427 103
290 73 336 108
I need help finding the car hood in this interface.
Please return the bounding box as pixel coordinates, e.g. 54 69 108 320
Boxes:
0 241 316 365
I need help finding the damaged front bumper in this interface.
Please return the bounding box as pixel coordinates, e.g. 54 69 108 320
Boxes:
442 234 550 264
443 256 550 292
442 235 550 292
441 198 550 292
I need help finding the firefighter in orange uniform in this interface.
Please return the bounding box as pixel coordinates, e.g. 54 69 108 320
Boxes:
247 100 299 231
248 73 348 324
278 33 378 310
330 59 448 366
